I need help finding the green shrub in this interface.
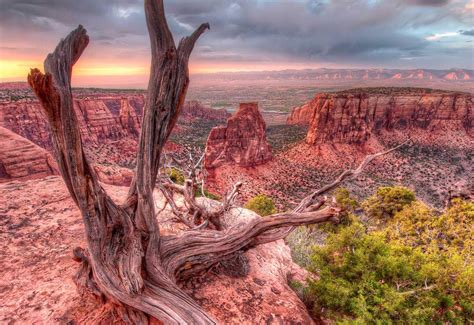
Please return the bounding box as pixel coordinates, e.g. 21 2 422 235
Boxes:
244 194 277 216
388 199 473 255
335 187 359 212
195 188 221 200
166 167 185 185
363 186 415 220
300 198 474 324
319 188 359 233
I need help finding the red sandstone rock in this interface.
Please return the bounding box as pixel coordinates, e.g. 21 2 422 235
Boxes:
287 101 315 125
0 176 313 324
287 89 473 144
204 103 273 168
0 127 58 182
0 100 52 149
180 100 231 122
93 164 134 187
0 96 227 151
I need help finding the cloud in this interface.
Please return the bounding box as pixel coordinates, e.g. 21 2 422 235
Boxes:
425 32 460 40
404 0 451 6
460 29 474 36
0 0 472 71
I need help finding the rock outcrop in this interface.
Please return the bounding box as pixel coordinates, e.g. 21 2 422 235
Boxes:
205 103 272 168
180 100 231 122
287 102 313 125
0 127 58 182
287 88 473 144
0 101 52 149
0 96 228 151
0 176 313 324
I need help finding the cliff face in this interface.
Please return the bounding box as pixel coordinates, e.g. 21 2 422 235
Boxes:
205 103 272 168
287 89 473 144
74 96 143 143
0 127 58 182
180 101 231 122
0 96 144 150
0 101 52 149
0 96 228 151
287 102 314 125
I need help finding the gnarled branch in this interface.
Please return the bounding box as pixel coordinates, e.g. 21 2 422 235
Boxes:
160 142 408 281
178 23 210 60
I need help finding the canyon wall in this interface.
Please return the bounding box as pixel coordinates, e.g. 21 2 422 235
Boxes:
205 103 272 168
287 89 473 144
0 97 228 151
0 96 144 150
0 127 58 182
0 95 228 183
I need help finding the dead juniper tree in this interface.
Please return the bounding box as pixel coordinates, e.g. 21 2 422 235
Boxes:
159 148 242 231
28 0 407 323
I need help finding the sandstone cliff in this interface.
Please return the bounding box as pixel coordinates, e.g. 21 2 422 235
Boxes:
205 103 273 168
0 96 143 150
0 96 228 151
180 100 231 122
287 88 473 144
0 127 58 182
287 101 313 125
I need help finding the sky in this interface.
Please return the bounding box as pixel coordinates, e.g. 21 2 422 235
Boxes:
0 0 473 87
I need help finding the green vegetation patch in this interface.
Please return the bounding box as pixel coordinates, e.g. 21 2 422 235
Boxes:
244 194 277 217
289 186 473 324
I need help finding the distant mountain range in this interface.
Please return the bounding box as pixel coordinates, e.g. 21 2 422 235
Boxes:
193 68 473 82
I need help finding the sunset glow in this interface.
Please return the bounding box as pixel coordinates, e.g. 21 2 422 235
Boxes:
1 0 472 87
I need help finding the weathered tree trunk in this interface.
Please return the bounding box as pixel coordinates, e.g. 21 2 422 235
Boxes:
28 1 406 323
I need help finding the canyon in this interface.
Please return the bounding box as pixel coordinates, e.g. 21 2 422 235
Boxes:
0 83 472 323
208 88 473 208
0 91 229 184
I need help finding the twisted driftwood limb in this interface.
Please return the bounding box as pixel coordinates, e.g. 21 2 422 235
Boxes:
160 149 243 230
28 1 408 323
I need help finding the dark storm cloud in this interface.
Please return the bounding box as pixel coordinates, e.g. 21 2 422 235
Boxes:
460 29 474 36
0 0 471 68
163 0 432 64
403 0 450 6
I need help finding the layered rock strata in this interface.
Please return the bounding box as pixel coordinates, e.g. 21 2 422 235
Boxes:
0 127 58 182
0 97 228 151
204 103 272 168
287 89 473 144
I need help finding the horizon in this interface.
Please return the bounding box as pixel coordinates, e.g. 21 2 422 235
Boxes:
1 0 473 87
1 66 473 90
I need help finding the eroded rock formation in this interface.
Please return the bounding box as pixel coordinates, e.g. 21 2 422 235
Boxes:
180 100 231 122
0 127 58 182
0 96 228 151
205 103 273 168
287 101 314 125
287 89 473 144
